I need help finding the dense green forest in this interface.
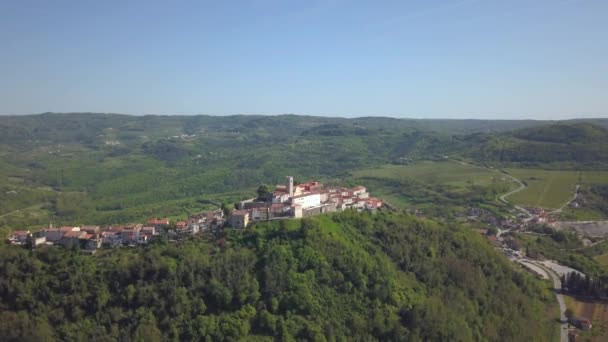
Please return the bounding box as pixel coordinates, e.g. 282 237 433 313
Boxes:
0 212 557 341
2 113 608 230
4 113 607 341
456 123 608 168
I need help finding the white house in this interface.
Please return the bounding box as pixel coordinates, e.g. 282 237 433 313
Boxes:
291 193 321 209
351 186 367 197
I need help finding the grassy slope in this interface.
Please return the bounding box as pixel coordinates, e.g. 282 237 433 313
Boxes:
351 160 517 215
353 161 505 190
504 169 608 209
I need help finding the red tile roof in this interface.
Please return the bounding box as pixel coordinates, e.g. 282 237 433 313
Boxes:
64 231 83 238
106 225 125 233
147 218 169 225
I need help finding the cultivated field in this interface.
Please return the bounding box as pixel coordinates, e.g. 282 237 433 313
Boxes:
503 169 608 209
354 160 510 189
352 163 608 211
352 160 517 208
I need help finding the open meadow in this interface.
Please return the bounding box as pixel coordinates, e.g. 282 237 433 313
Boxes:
503 169 608 209
353 161 506 190
352 160 517 211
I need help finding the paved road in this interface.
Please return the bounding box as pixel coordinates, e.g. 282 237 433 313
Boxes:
511 257 549 280
536 263 569 342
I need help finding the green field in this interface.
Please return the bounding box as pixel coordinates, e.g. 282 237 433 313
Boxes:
352 162 608 213
352 160 516 210
504 169 608 209
353 161 506 189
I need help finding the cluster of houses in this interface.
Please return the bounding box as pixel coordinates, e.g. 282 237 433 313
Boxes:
7 209 226 253
6 177 384 249
229 176 383 228
464 205 554 233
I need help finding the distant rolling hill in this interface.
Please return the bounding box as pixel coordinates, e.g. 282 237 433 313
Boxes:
2 112 607 146
454 122 608 168
1 112 607 228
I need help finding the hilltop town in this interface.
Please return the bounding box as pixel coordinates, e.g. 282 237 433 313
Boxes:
230 176 383 228
6 176 383 253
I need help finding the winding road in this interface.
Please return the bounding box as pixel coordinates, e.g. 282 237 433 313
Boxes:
451 158 580 218
536 263 569 342
448 158 532 218
450 158 573 340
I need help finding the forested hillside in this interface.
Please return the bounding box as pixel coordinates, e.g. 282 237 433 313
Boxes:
0 112 567 145
0 212 556 341
454 123 608 168
1 113 608 230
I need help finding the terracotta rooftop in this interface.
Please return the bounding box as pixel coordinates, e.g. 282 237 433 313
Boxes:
147 218 169 225
64 231 83 238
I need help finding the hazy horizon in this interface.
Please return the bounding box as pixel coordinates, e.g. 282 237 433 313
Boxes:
1 0 607 119
3 111 608 122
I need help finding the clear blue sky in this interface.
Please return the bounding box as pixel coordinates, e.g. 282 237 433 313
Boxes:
1 0 606 119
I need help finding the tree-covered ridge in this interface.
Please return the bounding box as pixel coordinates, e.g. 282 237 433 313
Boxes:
0 212 555 341
2 112 587 145
455 123 608 168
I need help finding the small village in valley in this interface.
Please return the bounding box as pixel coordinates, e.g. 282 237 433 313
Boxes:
6 176 384 253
